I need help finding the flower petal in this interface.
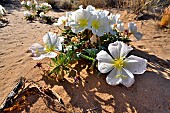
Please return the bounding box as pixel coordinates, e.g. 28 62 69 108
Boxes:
86 5 95 12
58 36 65 43
42 52 57 58
134 32 143 40
128 22 135 33
96 50 113 63
43 32 52 45
108 41 133 59
120 68 135 87
108 41 121 59
79 5 83 9
29 43 45 57
132 24 137 33
98 61 114 73
124 55 147 74
31 52 57 60
106 68 122 86
32 55 45 60
120 42 133 58
29 43 44 51
43 32 58 46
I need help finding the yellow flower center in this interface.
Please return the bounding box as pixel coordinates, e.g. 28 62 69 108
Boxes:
113 58 125 69
45 44 55 52
113 58 127 79
79 18 88 28
91 20 100 29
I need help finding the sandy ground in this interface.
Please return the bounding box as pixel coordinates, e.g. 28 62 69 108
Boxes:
0 3 170 113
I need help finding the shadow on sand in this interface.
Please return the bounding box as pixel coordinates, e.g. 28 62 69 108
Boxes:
38 47 170 113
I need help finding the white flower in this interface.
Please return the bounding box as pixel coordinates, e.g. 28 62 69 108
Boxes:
0 5 7 17
69 8 94 33
65 45 78 52
54 16 67 26
27 1 32 7
29 32 64 60
96 41 147 87
108 14 124 34
41 3 52 9
23 11 31 17
21 1 26 5
90 14 110 36
108 13 120 25
39 12 45 18
128 22 143 40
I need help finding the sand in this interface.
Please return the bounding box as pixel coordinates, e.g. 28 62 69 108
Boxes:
0 3 170 113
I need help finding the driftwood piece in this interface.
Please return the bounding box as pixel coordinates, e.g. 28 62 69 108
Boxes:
0 77 66 112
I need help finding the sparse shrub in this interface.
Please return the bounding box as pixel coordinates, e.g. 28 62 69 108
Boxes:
21 0 53 23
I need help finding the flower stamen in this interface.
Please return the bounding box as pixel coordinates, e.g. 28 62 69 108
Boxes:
79 18 88 28
45 44 55 52
92 20 100 29
113 58 125 69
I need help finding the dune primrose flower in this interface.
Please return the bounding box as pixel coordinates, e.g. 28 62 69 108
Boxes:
21 1 26 5
69 8 94 33
54 16 67 26
96 41 147 87
128 22 143 40
29 32 64 60
90 13 110 36
39 12 46 18
108 14 124 34
23 11 31 17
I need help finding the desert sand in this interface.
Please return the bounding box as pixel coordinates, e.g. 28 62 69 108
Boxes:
0 2 170 113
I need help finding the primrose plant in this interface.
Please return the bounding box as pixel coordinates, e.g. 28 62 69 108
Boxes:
21 0 52 22
29 5 147 87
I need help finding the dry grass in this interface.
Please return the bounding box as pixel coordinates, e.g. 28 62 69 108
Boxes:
36 0 170 13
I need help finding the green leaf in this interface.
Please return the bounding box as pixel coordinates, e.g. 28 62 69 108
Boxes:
80 53 94 61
